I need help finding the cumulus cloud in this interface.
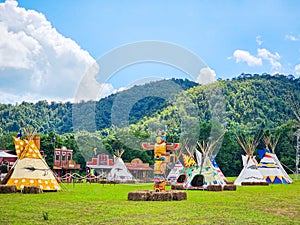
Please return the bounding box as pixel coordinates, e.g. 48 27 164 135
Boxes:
232 47 281 72
196 67 216 84
0 0 111 103
257 48 281 71
294 64 300 76
233 50 262 67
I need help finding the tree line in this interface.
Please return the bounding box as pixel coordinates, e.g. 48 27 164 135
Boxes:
0 74 299 176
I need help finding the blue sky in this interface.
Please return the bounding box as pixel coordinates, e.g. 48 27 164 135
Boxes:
1 0 300 103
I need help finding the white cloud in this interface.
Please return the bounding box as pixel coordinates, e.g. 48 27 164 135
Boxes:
75 63 115 102
0 0 113 103
196 67 216 84
285 34 299 41
257 48 281 71
257 48 280 60
294 64 300 76
233 50 262 67
256 35 263 46
231 47 282 72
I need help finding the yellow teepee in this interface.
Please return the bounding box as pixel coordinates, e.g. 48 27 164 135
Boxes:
3 131 61 191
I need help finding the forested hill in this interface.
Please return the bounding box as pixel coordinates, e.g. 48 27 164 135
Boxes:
1 74 300 176
194 74 300 131
0 75 299 135
0 78 197 134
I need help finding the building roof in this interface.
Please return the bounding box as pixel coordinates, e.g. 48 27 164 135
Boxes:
86 165 113 170
125 164 153 171
0 151 17 158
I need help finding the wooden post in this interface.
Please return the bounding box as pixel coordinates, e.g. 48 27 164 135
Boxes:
296 129 300 180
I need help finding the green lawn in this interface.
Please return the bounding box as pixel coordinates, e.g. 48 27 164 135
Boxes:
0 179 299 225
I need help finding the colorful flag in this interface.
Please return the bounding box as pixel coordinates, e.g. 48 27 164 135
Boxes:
16 130 22 139
92 148 97 158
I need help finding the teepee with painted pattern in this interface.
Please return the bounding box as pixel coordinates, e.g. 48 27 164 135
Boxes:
258 134 293 184
234 132 267 186
2 128 61 191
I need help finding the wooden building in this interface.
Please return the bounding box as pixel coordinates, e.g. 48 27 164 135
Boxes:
125 158 153 182
53 146 81 182
86 153 113 178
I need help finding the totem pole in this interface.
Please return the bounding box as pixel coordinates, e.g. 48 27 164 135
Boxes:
141 130 180 192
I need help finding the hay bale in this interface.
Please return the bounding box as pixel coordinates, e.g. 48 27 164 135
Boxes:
207 185 223 191
241 182 269 186
165 181 171 186
22 186 42 194
0 185 17 194
125 180 136 184
128 190 187 201
171 184 184 190
226 181 234 184
223 184 236 191
152 192 172 201
128 191 151 201
170 190 187 200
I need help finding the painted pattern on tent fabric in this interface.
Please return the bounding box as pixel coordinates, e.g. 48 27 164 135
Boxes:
212 158 227 182
258 150 292 184
167 161 184 183
14 138 26 157
182 162 225 189
7 177 59 190
5 137 61 191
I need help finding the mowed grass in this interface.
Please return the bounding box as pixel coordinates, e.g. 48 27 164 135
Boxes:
0 178 299 225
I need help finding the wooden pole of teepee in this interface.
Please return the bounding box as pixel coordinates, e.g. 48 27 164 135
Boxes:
288 93 300 180
295 129 300 180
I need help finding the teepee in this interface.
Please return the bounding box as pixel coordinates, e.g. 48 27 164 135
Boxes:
166 143 184 184
107 150 136 183
211 157 228 183
258 134 293 184
234 133 266 186
2 127 61 191
180 134 226 189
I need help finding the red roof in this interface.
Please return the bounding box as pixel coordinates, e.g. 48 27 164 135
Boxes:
126 165 153 171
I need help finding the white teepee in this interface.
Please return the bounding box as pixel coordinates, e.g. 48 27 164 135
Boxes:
234 133 266 186
166 161 184 183
258 135 293 184
107 150 136 183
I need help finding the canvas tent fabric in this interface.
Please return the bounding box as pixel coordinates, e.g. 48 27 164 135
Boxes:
211 158 227 182
258 150 293 184
107 156 136 182
166 160 184 184
234 155 266 186
3 137 61 191
181 150 226 189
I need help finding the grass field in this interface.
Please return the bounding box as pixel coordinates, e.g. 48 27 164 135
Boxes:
0 178 299 225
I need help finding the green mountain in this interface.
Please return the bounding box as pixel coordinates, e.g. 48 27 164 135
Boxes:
0 74 299 176
0 78 197 134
